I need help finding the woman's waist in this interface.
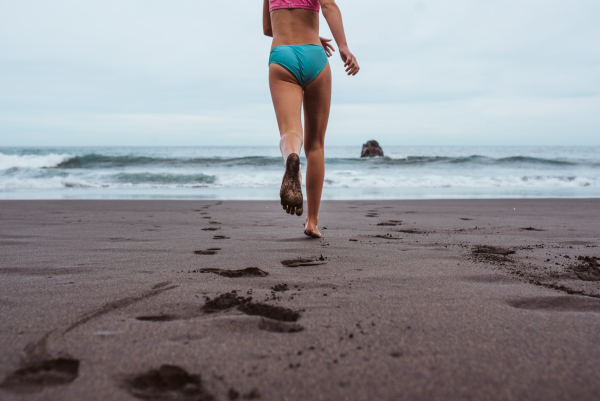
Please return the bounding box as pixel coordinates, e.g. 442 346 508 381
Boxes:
270 35 321 50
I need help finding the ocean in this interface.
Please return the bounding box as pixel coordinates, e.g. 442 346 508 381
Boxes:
0 146 599 200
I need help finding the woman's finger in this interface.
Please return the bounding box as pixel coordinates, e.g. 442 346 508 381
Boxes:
345 57 354 70
347 61 359 75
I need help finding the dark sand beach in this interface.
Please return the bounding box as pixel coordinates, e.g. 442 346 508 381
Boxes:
1 199 600 400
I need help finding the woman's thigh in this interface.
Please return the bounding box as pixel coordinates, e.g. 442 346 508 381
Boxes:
269 64 304 136
302 62 332 150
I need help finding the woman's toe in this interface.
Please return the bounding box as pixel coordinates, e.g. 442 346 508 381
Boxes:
295 207 303 216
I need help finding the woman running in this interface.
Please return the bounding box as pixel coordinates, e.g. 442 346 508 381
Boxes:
263 0 359 238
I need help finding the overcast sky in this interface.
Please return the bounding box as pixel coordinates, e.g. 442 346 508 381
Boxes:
0 0 598 147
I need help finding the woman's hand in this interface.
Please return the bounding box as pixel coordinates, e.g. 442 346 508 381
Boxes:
320 37 335 57
339 46 359 76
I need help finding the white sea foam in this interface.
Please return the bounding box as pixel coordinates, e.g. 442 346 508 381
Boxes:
0 171 598 190
319 174 599 188
0 153 72 170
0 176 99 190
0 146 599 198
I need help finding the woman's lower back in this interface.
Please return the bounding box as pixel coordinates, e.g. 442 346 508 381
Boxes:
270 9 321 49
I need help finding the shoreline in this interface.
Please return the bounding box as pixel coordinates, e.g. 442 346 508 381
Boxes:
2 188 600 200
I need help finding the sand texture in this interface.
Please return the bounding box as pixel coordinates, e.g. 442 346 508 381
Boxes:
1 199 600 400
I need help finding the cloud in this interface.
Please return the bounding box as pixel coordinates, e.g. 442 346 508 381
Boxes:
0 0 598 146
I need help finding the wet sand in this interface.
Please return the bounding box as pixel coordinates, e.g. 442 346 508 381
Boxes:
1 199 599 400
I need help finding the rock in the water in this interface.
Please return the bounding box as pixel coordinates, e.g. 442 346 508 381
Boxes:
361 140 384 157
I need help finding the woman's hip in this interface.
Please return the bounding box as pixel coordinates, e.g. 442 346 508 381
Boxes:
269 45 328 88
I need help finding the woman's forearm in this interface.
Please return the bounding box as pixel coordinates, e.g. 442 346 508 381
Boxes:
321 2 348 49
263 0 273 36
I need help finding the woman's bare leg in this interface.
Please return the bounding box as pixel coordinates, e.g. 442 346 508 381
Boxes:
302 62 332 237
269 64 304 216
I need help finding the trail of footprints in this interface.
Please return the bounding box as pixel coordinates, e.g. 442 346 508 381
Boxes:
368 210 600 310
129 206 598 401
128 248 328 398
135 202 324 399
6 204 597 398
177 206 600 401
127 268 309 399
370 207 600 310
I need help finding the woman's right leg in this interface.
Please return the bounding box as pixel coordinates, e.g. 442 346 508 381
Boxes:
269 63 305 216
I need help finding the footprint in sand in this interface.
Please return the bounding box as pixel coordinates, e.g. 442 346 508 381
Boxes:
570 256 600 281
196 267 268 278
281 257 326 267
472 246 516 256
0 358 79 394
462 275 519 284
373 234 402 240
120 365 213 401
508 296 600 313
271 283 289 292
377 220 401 226
194 248 221 255
259 318 304 333
238 302 300 322
201 292 302 324
395 229 426 234
136 315 177 322
202 292 251 313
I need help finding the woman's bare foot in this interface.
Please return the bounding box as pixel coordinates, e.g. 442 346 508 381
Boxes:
304 219 321 238
280 153 303 216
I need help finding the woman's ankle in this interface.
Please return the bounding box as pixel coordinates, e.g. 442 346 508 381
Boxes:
306 217 318 227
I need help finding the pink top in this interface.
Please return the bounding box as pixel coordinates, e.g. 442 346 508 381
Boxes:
269 0 320 12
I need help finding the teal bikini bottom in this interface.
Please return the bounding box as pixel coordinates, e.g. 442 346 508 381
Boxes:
269 44 328 88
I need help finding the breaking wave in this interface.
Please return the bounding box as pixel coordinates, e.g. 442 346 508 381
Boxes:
26 153 593 169
1 147 598 196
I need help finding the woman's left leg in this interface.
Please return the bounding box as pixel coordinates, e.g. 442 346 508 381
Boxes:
302 62 332 237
